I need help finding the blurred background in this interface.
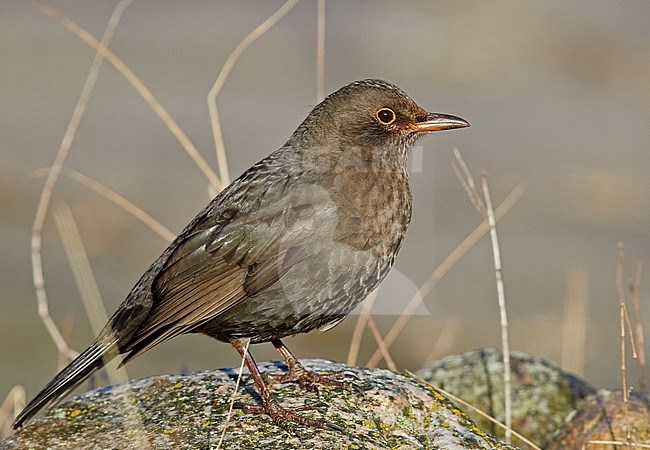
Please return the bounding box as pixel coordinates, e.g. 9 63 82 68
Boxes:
2 0 649 416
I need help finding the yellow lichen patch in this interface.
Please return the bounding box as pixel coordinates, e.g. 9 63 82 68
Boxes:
470 425 488 437
69 409 85 418
173 382 184 389
432 390 447 402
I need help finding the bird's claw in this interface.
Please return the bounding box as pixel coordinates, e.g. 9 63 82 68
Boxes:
235 399 340 433
265 367 363 398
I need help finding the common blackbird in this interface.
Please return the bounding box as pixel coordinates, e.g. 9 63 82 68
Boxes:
13 79 468 430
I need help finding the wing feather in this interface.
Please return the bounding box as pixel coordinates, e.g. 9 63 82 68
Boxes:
121 167 335 359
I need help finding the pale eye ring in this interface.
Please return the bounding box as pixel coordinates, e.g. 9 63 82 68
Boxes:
375 108 396 125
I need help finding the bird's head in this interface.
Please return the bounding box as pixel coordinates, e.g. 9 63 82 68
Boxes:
289 79 469 160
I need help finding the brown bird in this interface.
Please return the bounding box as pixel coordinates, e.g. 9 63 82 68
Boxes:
13 79 468 430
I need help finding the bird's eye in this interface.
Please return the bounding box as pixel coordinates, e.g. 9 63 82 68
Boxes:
375 108 396 125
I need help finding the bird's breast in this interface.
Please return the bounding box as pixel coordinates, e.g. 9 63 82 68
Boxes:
330 166 412 259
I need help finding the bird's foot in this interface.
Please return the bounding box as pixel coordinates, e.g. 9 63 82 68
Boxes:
237 398 342 432
264 362 353 395
229 339 344 433
268 340 363 396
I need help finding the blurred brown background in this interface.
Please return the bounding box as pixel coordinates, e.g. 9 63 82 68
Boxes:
2 0 649 406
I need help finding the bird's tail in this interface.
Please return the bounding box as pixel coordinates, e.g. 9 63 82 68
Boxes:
12 339 117 429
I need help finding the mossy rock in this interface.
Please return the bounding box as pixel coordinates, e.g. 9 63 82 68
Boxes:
417 348 595 448
2 359 518 449
546 389 650 449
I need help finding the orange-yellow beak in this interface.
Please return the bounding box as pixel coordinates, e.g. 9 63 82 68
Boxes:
408 113 470 133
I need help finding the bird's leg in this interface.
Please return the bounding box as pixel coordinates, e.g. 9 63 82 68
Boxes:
264 339 348 392
230 338 332 430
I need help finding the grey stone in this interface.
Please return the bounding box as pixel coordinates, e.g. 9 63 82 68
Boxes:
418 348 595 448
2 360 517 450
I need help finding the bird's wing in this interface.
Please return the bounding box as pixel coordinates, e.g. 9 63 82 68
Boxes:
120 170 331 362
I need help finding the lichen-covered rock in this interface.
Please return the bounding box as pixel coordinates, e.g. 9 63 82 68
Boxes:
2 360 518 449
417 348 595 448
546 389 650 450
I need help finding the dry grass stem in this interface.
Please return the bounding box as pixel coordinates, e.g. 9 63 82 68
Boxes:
0 386 26 439
55 203 148 443
620 302 632 443
480 171 512 442
405 370 542 450
316 0 326 103
365 182 526 368
584 441 650 449
59 308 77 370
422 318 460 365
52 204 109 337
347 290 379 366
617 245 640 357
562 265 588 376
30 0 133 364
449 149 513 441
630 262 646 390
36 1 221 191
216 339 250 450
616 243 635 443
52 203 129 385
366 316 397 371
208 0 300 188
452 148 487 217
34 166 176 243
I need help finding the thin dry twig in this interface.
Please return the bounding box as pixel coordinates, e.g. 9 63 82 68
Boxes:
34 166 175 242
53 207 149 448
60 308 76 369
630 261 646 390
481 171 512 442
452 148 487 217
216 339 250 450
52 203 129 386
584 441 650 449
347 290 379 366
617 244 640 358
562 265 588 376
616 243 633 444
30 0 134 364
405 370 542 450
0 386 26 439
208 0 300 188
35 1 221 191
422 317 460 365
366 316 397 371
620 301 633 443
366 182 526 368
53 204 108 336
316 0 326 103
